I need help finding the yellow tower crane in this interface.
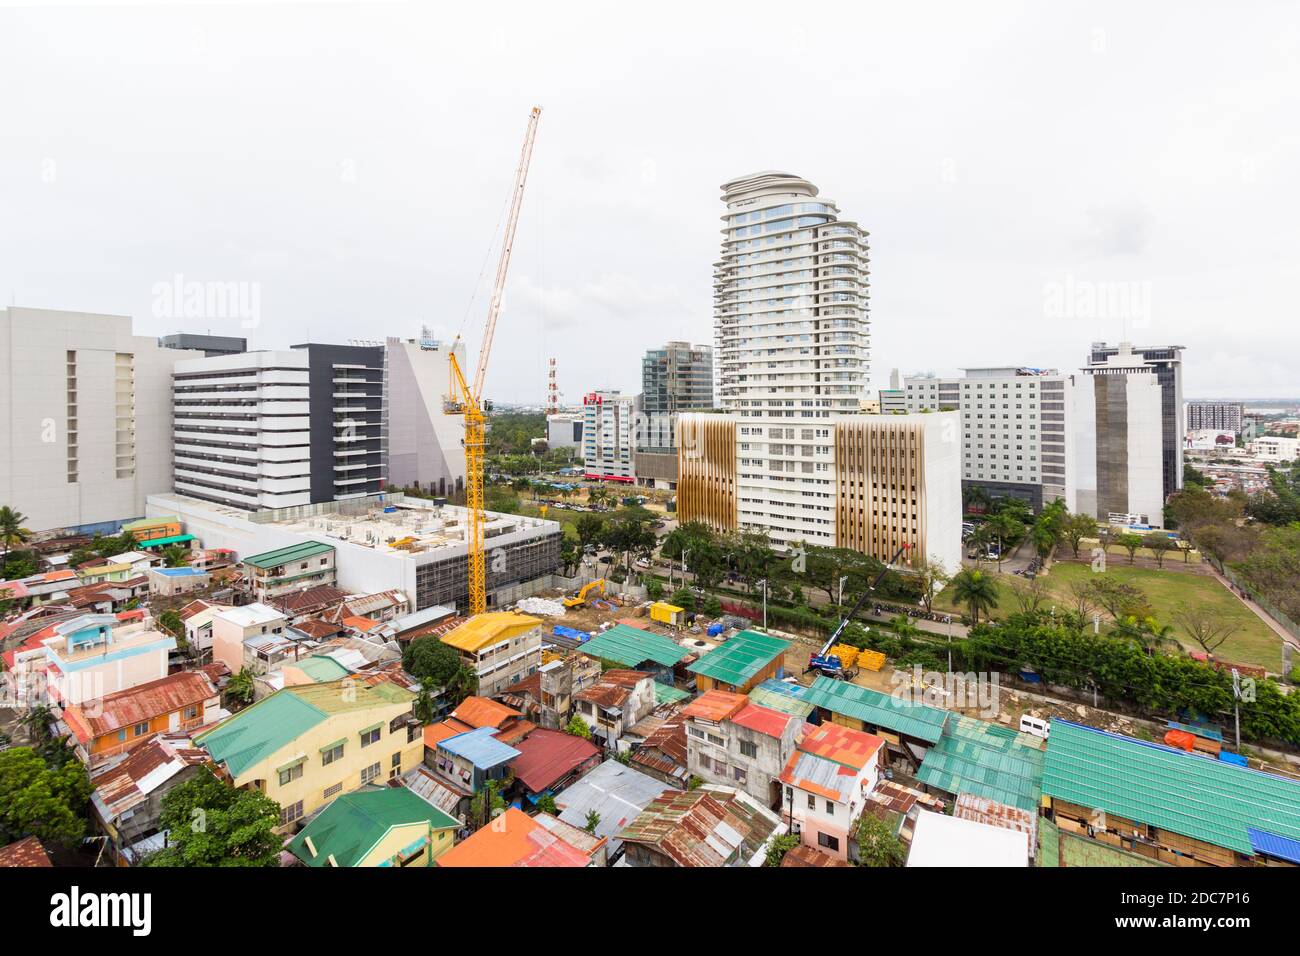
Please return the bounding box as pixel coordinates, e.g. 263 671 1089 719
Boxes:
446 106 542 615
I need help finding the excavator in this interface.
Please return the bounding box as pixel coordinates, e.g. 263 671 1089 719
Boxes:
806 543 911 680
563 578 607 609
445 106 542 616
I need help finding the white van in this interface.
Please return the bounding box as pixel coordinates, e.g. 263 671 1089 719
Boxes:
1019 715 1050 739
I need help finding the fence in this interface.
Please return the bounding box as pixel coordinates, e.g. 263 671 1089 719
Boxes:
1205 555 1300 645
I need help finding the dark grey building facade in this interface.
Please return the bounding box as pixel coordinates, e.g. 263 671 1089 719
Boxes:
1087 342 1184 501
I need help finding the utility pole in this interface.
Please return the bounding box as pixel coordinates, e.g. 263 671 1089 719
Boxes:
1231 668 1242 750
838 574 849 609
944 615 952 673
758 578 768 632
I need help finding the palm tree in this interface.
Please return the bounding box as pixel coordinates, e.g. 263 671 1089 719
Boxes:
986 514 1024 570
161 544 190 568
0 505 31 566
950 568 1000 624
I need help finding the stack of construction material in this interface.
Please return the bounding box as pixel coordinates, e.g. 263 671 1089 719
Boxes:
517 596 567 617
858 650 887 672
829 645 859 667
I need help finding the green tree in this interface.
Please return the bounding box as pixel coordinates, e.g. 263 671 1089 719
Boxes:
913 554 951 614
764 832 800 867
1061 513 1097 558
469 778 507 831
157 609 184 638
856 812 906 867
564 715 592 740
645 577 664 601
584 810 601 834
225 668 256 706
950 568 999 624
0 746 91 848
161 544 190 568
534 793 558 815
445 665 480 709
575 514 606 553
142 766 281 866
1142 533 1175 569
402 638 462 687
1116 533 1144 564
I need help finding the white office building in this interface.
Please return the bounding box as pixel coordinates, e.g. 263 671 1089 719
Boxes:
0 307 197 534
171 350 313 511
1079 343 1165 524
385 333 467 496
581 391 635 483
714 171 870 547
904 367 1081 513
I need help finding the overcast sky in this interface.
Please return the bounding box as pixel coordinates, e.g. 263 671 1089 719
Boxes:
2 1 1297 401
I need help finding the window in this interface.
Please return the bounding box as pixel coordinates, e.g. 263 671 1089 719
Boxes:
360 727 381 747
360 762 381 785
279 762 303 786
322 743 344 765
133 722 149 736
280 801 304 826
738 739 758 759
391 752 402 768
807 793 816 809
825 800 835 815
323 783 343 800
817 832 840 852
184 705 199 720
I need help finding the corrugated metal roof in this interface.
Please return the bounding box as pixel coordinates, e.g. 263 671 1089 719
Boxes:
507 728 599 793
1246 827 1300 864
64 671 216 743
747 679 816 719
917 716 1045 811
653 682 690 706
579 624 690 668
686 630 789 687
286 784 458 867
440 612 542 653
242 541 334 569
616 788 778 867
555 758 668 853
1042 720 1300 856
801 676 949 743
436 808 592 867
438 726 521 769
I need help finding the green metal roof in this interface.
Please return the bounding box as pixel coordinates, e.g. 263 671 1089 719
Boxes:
747 680 816 720
295 655 351 683
686 630 789 687
286 785 458 867
242 541 334 569
195 680 414 778
653 682 690 706
137 533 196 548
581 624 689 669
800 677 950 744
916 716 1045 811
1042 720 1300 856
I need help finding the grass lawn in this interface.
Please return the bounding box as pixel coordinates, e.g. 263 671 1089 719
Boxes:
936 562 1283 673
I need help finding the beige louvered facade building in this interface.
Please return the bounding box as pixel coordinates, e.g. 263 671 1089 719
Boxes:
678 411 961 573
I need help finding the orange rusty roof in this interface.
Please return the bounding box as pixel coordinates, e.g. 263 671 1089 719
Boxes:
0 836 52 868
452 696 523 730
435 808 595 867
423 718 474 749
681 689 747 723
795 721 884 771
63 671 216 745
341 615 381 633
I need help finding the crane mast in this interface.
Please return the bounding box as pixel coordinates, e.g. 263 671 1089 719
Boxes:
448 106 542 616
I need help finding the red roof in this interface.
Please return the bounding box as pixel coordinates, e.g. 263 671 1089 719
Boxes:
730 702 797 738
793 722 884 771
0 836 52 868
63 670 216 744
507 728 600 793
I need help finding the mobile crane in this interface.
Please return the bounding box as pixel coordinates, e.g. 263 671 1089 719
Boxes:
446 106 542 616
805 543 911 680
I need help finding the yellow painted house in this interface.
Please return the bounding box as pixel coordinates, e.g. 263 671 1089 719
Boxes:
285 785 459 867
194 679 424 830
440 611 543 696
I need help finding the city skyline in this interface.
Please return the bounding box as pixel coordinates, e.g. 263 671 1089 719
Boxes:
2 3 1296 404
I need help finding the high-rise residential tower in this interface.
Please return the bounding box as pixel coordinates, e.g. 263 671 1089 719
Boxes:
712 171 870 546
1087 342 1184 501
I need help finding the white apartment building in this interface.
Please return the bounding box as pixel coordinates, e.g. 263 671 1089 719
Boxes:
581 390 635 482
1079 343 1165 524
905 367 1080 513
714 171 870 547
546 412 584 456
1249 435 1300 463
0 307 197 534
171 350 313 510
385 333 467 496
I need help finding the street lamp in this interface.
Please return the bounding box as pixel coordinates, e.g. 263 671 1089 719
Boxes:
838 575 849 609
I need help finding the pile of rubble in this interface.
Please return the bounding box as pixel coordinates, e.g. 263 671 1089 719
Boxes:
516 596 568 617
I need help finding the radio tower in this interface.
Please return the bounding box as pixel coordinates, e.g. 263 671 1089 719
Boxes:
546 357 559 415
